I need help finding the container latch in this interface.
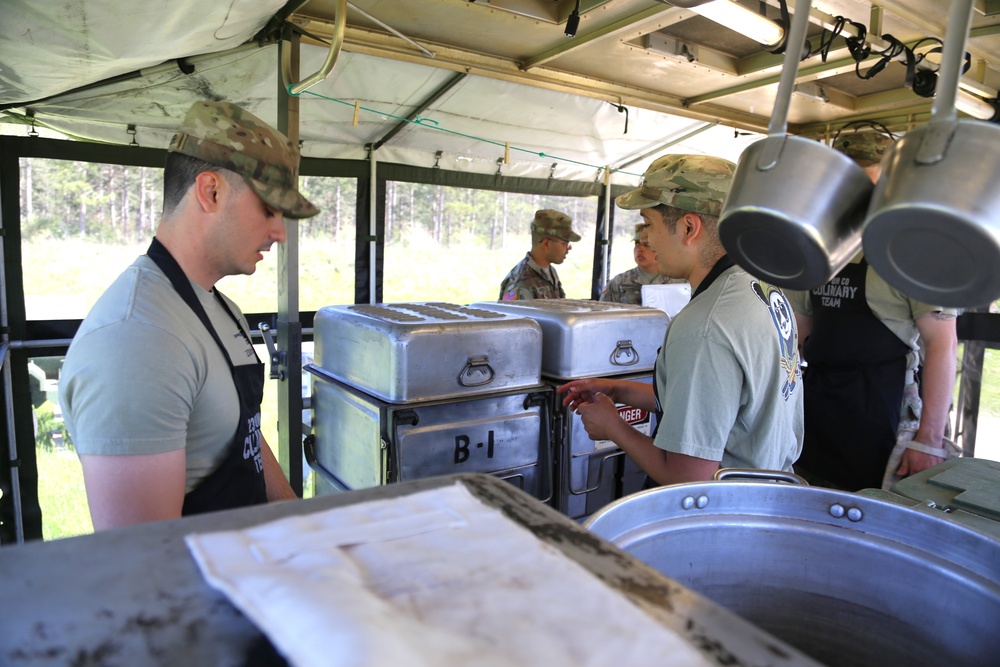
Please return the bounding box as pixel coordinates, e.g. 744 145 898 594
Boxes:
258 322 285 380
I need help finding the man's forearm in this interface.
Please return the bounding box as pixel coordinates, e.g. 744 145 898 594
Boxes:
611 380 658 413
262 438 299 502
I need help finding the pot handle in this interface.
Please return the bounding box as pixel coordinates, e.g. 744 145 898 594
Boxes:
766 0 814 137
714 468 809 485
754 0 812 173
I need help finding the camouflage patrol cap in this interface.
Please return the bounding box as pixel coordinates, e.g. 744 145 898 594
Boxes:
169 101 319 219
616 154 736 216
531 209 581 242
832 130 894 167
633 222 649 242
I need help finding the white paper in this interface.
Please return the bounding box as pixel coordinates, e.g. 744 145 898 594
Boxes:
186 483 709 667
642 283 691 319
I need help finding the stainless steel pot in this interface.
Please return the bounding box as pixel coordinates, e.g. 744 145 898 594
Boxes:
862 0 1000 307
718 0 872 290
585 481 1000 667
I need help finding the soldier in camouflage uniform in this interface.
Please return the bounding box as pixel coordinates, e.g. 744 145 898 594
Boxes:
61 101 317 530
499 209 581 300
560 154 803 486
600 222 685 304
785 129 960 491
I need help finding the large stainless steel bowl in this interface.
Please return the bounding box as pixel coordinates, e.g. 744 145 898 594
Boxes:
585 481 1000 667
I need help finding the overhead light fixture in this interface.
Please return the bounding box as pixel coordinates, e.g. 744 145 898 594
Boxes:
656 0 784 47
955 90 1000 121
565 0 581 37
912 69 1000 122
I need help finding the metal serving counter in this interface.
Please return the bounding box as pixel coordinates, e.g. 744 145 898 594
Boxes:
0 474 817 666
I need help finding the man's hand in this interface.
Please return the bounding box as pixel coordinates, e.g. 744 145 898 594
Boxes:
574 391 625 442
896 448 944 479
558 378 618 411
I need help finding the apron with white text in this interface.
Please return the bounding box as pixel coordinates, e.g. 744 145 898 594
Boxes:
147 238 268 514
797 257 909 491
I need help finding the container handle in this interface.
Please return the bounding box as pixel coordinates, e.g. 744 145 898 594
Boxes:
570 449 624 495
714 468 809 485
609 340 640 367
458 356 495 387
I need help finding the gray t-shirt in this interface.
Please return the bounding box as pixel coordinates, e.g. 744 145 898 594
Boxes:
654 263 804 471
60 255 257 492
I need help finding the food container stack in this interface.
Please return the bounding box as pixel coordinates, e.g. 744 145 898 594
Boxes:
471 299 669 520
307 302 552 501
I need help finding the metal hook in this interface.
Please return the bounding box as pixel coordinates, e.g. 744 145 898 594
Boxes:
127 124 139 147
286 0 346 95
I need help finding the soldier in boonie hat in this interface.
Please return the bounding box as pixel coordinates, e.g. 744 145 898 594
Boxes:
832 129 894 168
530 208 582 243
616 154 736 216
169 101 319 219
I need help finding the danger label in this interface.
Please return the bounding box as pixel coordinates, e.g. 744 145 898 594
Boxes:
618 406 648 424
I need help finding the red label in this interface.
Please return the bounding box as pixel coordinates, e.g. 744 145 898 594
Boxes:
618 405 648 424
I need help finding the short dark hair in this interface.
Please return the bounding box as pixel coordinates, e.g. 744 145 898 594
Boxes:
651 203 719 235
161 152 245 217
650 204 686 233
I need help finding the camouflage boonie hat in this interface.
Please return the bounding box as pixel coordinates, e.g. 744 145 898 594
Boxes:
616 154 736 216
531 209 581 242
633 222 649 242
832 130 894 167
169 101 319 219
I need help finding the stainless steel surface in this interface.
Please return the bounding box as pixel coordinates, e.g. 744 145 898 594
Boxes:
313 302 542 403
862 120 1000 307
718 0 873 291
470 299 669 380
0 473 822 666
586 480 1000 667
308 368 553 501
862 0 1000 308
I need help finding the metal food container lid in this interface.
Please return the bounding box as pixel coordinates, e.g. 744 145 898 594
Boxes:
470 299 669 380
313 302 543 403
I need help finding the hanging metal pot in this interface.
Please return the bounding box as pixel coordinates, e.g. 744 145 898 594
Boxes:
585 479 1000 667
862 0 1000 308
718 0 873 290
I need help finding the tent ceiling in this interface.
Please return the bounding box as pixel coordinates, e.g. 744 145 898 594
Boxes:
3 0 1000 182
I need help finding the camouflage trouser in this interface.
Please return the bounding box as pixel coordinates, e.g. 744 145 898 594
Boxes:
881 381 960 489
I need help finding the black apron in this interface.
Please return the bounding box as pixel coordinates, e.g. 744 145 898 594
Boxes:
796 257 910 491
146 238 268 515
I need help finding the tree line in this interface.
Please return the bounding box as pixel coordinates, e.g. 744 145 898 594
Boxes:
20 158 598 248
